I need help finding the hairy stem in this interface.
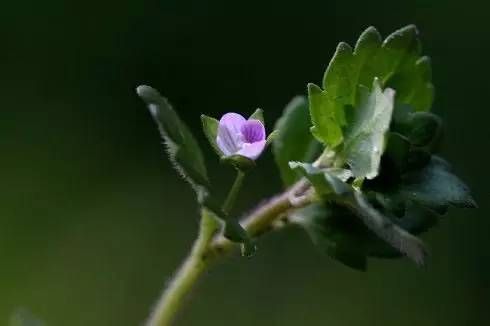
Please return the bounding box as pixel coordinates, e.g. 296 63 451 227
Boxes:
146 182 308 325
146 209 220 326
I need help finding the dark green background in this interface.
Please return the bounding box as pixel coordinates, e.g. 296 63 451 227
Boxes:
1 0 488 325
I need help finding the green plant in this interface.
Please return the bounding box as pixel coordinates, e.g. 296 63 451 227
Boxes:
136 25 476 326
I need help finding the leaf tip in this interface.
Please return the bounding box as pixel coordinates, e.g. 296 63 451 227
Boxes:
307 83 322 95
357 26 382 44
336 41 354 54
136 85 159 102
396 24 419 38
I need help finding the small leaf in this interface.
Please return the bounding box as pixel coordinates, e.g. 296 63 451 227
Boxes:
308 83 344 147
379 25 421 83
136 85 209 193
397 156 477 211
249 108 264 123
201 115 222 156
354 26 383 94
273 96 321 186
410 57 435 112
342 79 395 179
322 42 354 125
224 220 257 257
289 162 352 197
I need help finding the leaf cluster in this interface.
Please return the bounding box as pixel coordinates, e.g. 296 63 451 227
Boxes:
272 26 476 270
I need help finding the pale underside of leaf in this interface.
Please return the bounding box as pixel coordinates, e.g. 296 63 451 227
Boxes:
343 79 395 180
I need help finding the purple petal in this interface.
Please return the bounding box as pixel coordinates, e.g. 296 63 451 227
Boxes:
217 113 246 155
241 120 266 143
236 140 266 160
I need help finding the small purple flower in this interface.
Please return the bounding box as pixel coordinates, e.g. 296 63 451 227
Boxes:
217 113 267 160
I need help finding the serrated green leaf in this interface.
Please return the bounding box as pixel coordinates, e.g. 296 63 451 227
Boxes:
136 85 209 193
308 83 344 147
397 156 477 212
354 26 383 95
322 42 353 126
379 25 421 83
410 57 434 111
318 25 434 132
272 96 321 186
289 162 352 196
342 79 395 180
201 114 222 156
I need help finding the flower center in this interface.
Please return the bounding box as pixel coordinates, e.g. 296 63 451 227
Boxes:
240 120 265 144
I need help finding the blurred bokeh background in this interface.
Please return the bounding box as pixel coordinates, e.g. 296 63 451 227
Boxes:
1 0 488 325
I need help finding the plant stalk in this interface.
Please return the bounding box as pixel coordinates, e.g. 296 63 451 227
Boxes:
145 208 220 326
146 181 308 325
222 170 245 215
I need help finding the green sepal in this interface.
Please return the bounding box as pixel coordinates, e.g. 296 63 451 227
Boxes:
249 108 264 123
136 85 209 194
200 114 222 156
221 155 256 172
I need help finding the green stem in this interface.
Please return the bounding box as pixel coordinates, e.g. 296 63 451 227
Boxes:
145 180 311 326
146 209 219 326
222 170 245 215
